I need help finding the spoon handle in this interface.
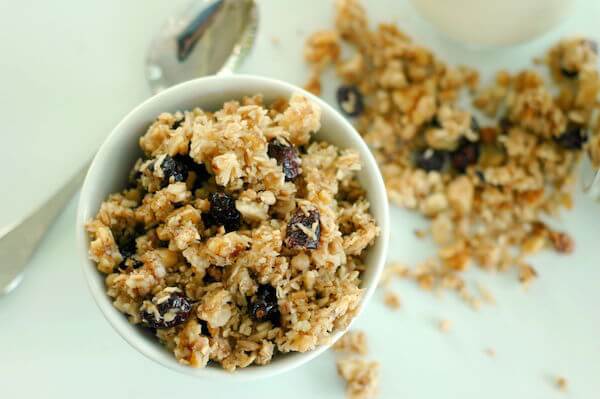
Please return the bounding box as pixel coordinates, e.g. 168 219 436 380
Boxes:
0 165 88 295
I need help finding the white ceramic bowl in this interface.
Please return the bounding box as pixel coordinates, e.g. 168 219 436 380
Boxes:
76 75 390 381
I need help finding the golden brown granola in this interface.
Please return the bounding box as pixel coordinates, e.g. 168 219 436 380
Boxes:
337 357 380 399
86 93 379 370
305 0 599 301
333 330 368 355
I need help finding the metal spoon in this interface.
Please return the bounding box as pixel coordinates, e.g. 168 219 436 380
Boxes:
0 0 258 296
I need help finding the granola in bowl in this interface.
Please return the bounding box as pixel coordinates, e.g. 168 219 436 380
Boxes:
85 92 380 371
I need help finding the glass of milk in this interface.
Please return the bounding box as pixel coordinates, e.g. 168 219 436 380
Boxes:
409 0 575 47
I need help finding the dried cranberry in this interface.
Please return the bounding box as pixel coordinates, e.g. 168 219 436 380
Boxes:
268 138 301 181
430 115 442 128
284 207 321 249
451 140 480 172
173 155 209 189
140 289 192 329
249 284 280 324
336 85 364 117
117 237 136 260
555 124 587 150
205 192 241 232
161 155 189 185
415 149 446 172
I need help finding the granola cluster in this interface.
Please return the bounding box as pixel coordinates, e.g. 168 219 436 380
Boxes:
86 93 379 370
305 0 600 302
333 331 379 399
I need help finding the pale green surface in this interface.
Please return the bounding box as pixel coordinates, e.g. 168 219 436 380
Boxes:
1 0 599 398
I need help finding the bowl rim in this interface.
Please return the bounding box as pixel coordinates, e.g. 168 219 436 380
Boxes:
76 74 390 381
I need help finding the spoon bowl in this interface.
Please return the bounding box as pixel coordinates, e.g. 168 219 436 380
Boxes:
145 0 258 94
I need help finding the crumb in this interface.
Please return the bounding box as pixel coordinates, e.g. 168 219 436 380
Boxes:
549 231 575 254
271 36 280 45
476 283 496 305
333 330 368 355
519 264 538 285
383 291 401 309
556 376 568 391
414 229 427 239
438 319 452 332
337 357 379 399
484 347 496 357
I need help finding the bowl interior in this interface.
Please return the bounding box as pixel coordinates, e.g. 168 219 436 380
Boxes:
77 75 389 380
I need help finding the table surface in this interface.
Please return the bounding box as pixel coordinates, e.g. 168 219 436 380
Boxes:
1 0 599 398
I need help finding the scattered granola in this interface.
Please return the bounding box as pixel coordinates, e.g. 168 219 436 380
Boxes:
333 330 368 355
305 0 599 301
86 93 380 370
337 357 380 399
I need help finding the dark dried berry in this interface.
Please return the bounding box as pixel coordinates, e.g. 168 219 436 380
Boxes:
336 85 364 117
198 319 211 336
115 258 143 273
451 140 480 172
560 67 579 79
171 117 185 130
206 192 241 232
249 284 280 324
268 139 301 181
555 123 587 150
415 149 446 172
173 155 209 189
117 235 137 260
499 116 512 132
161 155 189 185
476 170 485 182
284 207 321 249
430 115 442 128
140 289 192 329
128 167 142 188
